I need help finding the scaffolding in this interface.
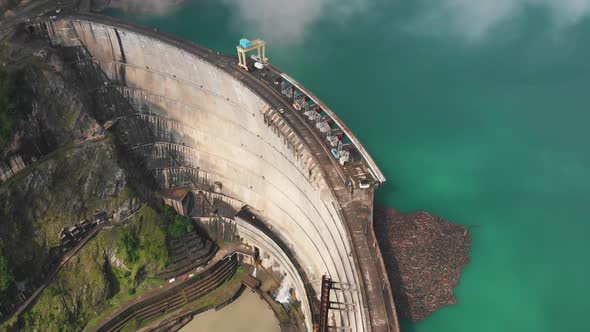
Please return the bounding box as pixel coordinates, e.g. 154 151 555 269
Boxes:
314 276 333 332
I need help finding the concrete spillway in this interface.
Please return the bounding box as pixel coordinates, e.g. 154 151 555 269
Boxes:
34 14 400 332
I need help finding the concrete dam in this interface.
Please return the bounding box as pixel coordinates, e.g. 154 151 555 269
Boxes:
28 14 400 332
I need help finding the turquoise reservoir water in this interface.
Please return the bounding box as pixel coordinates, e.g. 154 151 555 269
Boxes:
108 1 590 331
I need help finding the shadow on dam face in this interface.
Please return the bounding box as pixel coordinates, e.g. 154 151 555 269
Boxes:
36 14 400 332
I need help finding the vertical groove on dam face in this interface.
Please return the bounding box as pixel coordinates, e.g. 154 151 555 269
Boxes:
39 15 399 332
113 28 127 85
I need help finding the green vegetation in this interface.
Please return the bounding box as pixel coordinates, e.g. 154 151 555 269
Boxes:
228 266 246 282
0 148 197 331
0 141 137 330
0 67 32 148
0 247 13 291
64 103 81 130
83 268 161 332
19 231 112 332
84 205 199 331
120 319 139 332
118 228 140 265
27 143 131 247
17 212 167 332
126 266 248 331
162 205 195 238
0 68 17 147
1 197 199 330
117 206 168 276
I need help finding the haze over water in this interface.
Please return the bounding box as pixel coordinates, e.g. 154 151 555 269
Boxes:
109 1 590 331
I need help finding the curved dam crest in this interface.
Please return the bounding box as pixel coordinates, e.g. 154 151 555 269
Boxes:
34 14 399 332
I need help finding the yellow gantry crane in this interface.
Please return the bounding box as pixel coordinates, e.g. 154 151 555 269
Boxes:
237 38 268 70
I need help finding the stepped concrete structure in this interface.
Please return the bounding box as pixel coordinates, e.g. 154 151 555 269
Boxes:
25 14 400 332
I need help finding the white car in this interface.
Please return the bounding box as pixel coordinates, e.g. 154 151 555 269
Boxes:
359 179 371 189
168 278 176 284
331 148 340 159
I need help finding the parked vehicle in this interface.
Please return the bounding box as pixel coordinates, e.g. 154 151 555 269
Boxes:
331 148 341 159
359 179 371 189
168 278 176 284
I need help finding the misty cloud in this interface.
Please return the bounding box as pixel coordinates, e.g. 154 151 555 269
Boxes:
220 0 590 42
221 0 366 41
112 0 590 43
411 0 590 41
109 0 183 15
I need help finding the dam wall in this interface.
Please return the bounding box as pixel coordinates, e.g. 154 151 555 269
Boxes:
36 15 399 332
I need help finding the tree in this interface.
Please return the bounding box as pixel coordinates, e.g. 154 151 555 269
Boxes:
0 251 14 291
0 69 16 147
117 228 139 265
168 215 194 238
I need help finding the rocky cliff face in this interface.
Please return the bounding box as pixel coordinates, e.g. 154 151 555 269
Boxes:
0 35 105 183
20 206 171 332
0 0 18 13
19 231 118 332
0 33 134 323
0 29 197 331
